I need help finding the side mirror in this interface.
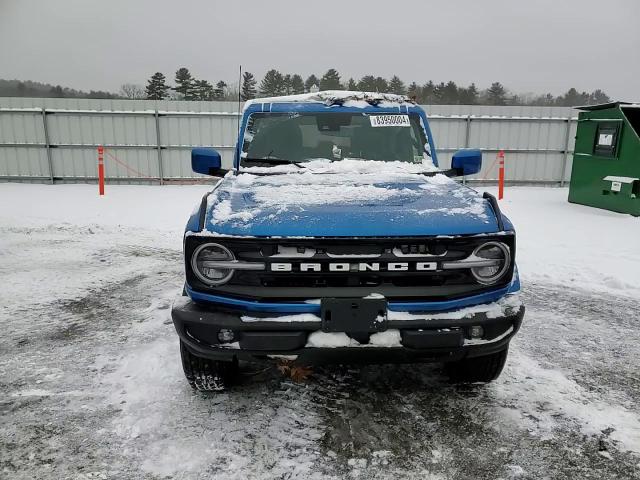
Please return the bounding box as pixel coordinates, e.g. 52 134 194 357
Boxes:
451 149 482 176
192 148 225 176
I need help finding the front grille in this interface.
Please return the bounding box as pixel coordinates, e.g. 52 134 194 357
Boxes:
185 235 515 302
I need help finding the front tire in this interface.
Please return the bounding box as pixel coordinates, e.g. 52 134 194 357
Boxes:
444 347 508 383
180 340 238 392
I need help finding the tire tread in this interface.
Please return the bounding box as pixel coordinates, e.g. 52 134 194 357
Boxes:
180 340 237 392
445 348 509 383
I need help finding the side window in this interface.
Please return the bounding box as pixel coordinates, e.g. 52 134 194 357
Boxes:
593 122 620 158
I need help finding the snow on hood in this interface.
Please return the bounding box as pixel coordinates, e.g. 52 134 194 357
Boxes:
244 90 415 111
199 160 498 237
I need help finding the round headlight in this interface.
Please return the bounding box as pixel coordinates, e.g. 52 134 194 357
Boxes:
471 241 511 285
192 243 235 286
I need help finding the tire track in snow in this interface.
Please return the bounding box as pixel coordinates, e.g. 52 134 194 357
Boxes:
98 286 330 479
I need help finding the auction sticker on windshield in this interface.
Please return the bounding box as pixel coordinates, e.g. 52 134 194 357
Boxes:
369 115 411 127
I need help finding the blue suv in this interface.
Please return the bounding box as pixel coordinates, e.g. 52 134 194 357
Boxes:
172 91 524 391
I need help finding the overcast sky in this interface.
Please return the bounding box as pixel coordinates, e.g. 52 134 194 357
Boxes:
1 0 638 99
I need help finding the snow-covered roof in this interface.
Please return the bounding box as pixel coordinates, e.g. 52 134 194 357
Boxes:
243 90 415 110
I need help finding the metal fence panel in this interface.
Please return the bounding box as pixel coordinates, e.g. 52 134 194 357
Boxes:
0 97 577 184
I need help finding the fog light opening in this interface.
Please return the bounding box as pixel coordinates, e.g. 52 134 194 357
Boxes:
217 329 235 343
469 325 484 339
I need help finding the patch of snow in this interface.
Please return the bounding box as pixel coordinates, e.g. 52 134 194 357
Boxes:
266 355 299 360
211 199 257 223
306 331 355 348
363 293 385 299
369 330 402 347
234 172 256 186
241 157 440 174
11 389 53 397
171 296 192 310
388 294 522 321
415 199 488 220
241 313 320 323
305 330 402 348
244 90 415 111
251 182 419 207
203 159 485 232
496 349 640 455
506 465 525 477
481 186 640 299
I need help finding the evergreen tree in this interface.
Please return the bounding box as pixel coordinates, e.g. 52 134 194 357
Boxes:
407 82 422 102
193 80 215 101
174 67 195 100
589 89 610 105
290 74 305 94
373 77 389 92
357 75 377 92
538 93 556 106
458 83 479 105
422 81 436 104
358 76 389 92
145 73 170 100
87 90 118 99
433 82 447 104
282 74 293 94
486 82 507 105
49 85 65 98
389 75 406 95
213 80 227 100
320 69 341 90
347 78 358 90
260 69 285 96
441 81 459 104
509 94 522 105
557 87 591 106
241 71 257 101
304 74 319 93
149 73 170 100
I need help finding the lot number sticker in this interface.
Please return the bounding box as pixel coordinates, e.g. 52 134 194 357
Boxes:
369 115 411 127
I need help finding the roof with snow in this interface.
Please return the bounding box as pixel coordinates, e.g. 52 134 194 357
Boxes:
244 90 416 110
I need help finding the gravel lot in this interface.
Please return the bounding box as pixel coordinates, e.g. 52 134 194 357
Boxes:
1 184 639 479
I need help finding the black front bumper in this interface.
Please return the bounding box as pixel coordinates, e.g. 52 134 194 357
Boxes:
172 297 525 365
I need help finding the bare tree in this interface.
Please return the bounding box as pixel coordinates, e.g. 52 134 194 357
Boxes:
120 83 145 99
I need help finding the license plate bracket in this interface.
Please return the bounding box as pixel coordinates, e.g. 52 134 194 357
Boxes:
321 297 388 333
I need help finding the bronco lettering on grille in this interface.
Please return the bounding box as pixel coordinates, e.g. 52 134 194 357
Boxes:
269 262 438 272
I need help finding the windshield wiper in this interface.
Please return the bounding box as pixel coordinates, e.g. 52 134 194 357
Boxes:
243 157 305 169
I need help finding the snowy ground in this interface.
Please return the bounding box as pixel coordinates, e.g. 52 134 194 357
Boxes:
1 183 639 480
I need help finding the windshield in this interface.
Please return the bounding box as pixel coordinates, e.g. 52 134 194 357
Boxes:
240 112 431 167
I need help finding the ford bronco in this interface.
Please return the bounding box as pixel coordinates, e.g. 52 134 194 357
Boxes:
172 91 524 391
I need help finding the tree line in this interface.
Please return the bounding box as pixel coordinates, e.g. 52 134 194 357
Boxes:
0 79 119 99
144 67 612 106
1 68 612 106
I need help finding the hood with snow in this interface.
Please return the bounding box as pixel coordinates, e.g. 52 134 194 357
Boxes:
200 159 504 238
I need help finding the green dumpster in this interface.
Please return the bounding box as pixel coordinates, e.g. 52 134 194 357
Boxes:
568 102 640 216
